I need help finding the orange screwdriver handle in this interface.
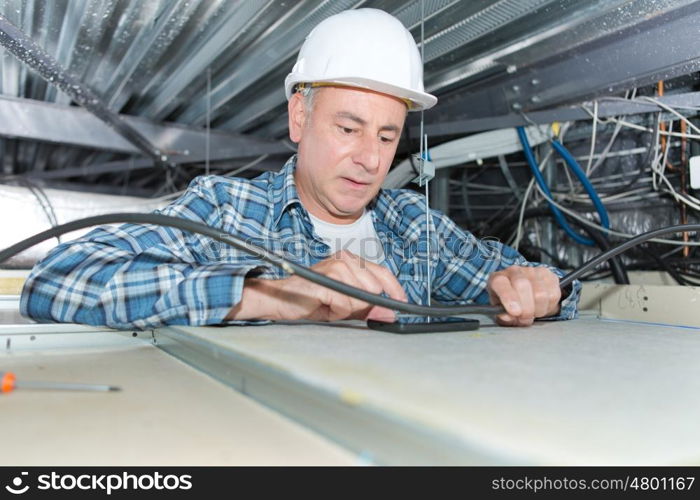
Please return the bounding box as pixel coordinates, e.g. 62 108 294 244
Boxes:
1 371 16 393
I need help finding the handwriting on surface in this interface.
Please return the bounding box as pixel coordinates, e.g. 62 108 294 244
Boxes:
616 285 648 312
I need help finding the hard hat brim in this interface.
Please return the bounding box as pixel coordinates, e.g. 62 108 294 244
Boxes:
286 75 437 112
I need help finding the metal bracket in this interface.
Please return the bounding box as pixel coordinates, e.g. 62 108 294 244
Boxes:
411 156 435 186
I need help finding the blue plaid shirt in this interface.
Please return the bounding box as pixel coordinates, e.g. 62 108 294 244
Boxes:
21 155 580 329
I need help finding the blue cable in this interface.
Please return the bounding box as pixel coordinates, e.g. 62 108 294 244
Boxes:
550 139 610 228
516 126 610 246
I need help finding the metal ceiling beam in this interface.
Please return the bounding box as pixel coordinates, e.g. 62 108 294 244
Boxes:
417 91 700 137
422 0 626 93
0 12 169 164
231 0 696 137
0 95 291 158
25 155 285 181
428 1 700 129
29 179 157 198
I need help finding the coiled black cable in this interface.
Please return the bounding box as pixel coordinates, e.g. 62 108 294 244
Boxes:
1 213 698 316
0 213 501 317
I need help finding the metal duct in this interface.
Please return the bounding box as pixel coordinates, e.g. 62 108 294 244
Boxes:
0 184 167 268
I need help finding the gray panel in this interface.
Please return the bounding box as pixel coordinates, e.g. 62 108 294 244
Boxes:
158 316 700 465
157 325 511 465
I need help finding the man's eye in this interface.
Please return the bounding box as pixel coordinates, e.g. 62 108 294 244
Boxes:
339 126 355 134
380 136 395 143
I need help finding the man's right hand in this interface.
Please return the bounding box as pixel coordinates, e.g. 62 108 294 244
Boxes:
227 250 407 322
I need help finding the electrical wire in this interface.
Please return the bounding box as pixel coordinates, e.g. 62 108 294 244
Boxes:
0 213 502 317
560 224 700 287
596 95 700 111
579 105 700 140
579 222 629 285
517 126 610 246
587 120 623 178
585 100 598 175
530 173 700 246
3 214 699 316
519 244 572 270
636 95 700 136
220 154 270 178
584 88 636 178
639 246 686 286
502 206 630 284
513 131 561 249
589 113 658 197
1 175 61 244
513 173 540 249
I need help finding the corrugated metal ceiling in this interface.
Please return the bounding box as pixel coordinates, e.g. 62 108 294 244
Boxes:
0 0 698 195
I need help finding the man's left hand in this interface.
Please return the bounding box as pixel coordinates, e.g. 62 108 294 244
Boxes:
487 266 561 326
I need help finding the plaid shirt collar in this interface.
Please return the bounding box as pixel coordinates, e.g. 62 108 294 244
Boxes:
270 155 303 228
270 155 410 239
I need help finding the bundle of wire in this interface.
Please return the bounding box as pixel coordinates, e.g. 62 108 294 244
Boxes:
0 213 698 318
465 94 698 249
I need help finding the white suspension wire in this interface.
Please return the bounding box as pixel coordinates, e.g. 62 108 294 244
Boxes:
205 67 211 176
513 149 554 250
419 0 432 307
585 100 598 176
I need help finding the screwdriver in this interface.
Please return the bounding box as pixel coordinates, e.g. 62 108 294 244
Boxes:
1 371 120 393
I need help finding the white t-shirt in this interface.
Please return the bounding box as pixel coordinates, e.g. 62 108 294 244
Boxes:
308 210 385 264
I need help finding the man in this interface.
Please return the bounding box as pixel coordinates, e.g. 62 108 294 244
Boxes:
20 9 580 329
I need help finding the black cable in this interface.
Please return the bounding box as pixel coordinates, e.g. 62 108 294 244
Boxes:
2 214 698 315
579 270 614 281
560 224 700 288
579 224 630 285
487 206 631 284
671 267 700 286
0 213 502 317
519 244 572 270
638 246 687 286
675 266 700 278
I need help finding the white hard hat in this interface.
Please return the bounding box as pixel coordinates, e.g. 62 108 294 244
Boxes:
284 8 437 111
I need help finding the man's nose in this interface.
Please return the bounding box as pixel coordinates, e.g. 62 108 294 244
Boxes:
353 134 381 172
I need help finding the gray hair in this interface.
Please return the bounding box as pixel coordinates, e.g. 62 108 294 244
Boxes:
297 85 318 125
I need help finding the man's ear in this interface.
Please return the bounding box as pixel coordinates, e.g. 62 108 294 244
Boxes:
288 92 306 143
